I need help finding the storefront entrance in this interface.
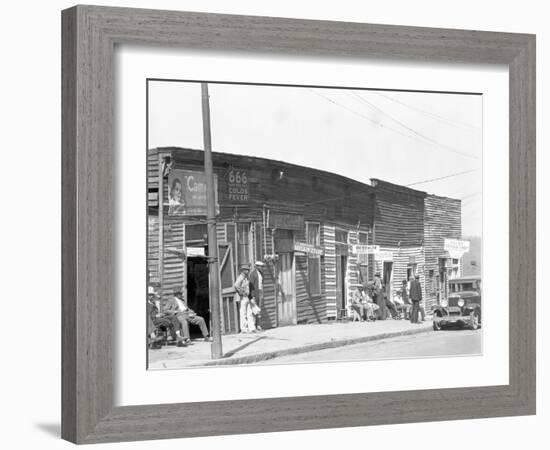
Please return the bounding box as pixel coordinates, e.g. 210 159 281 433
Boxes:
277 252 296 326
335 255 347 318
186 255 210 338
383 261 393 302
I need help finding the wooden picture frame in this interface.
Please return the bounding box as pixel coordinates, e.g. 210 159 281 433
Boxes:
61 5 536 444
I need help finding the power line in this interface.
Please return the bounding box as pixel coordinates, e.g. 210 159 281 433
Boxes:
405 169 480 187
372 91 481 132
350 92 479 160
310 89 479 161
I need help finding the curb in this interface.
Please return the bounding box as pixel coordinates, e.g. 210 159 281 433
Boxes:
200 324 433 367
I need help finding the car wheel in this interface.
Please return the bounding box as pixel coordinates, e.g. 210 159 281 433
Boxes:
469 310 480 330
433 312 442 331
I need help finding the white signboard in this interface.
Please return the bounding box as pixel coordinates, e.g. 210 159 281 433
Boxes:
294 242 324 256
375 251 393 261
352 244 380 255
186 247 205 257
444 238 470 259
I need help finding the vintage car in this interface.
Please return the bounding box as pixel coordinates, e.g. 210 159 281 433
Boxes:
432 275 481 331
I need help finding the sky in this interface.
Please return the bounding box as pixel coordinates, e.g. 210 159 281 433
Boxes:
148 81 482 237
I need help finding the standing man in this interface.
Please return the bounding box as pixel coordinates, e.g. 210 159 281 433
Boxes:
373 272 387 320
400 279 411 320
249 261 265 331
234 264 252 333
409 275 423 324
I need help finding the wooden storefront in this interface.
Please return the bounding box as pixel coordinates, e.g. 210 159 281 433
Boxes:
147 147 376 332
147 147 464 332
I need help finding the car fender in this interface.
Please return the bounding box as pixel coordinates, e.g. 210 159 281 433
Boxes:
463 303 480 312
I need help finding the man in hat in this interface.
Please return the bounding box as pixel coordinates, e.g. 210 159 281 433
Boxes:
409 275 423 324
234 264 252 333
249 261 266 331
373 272 387 320
147 286 183 348
164 290 212 342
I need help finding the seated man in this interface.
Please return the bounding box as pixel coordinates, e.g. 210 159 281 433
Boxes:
349 287 366 321
147 288 184 348
399 279 412 320
164 290 212 342
362 282 379 321
384 292 401 319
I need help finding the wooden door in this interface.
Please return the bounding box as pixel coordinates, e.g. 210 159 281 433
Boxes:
383 261 393 301
277 253 296 326
335 255 347 318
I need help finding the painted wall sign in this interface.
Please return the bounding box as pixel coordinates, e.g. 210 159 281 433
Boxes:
227 168 249 202
294 242 324 256
352 244 380 254
444 238 470 259
167 169 219 216
269 212 305 230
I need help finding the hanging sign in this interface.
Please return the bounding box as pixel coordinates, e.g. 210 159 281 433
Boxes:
294 242 324 256
227 168 249 203
444 238 470 259
167 169 219 216
269 213 305 230
352 244 380 255
375 251 393 261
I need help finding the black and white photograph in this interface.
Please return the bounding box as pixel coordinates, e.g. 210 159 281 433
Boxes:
146 80 482 369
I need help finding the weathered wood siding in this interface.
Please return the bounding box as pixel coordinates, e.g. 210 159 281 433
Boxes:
372 179 425 247
373 246 425 301
165 147 375 226
424 194 462 309
322 225 337 319
159 217 186 301
260 226 277 329
294 227 327 324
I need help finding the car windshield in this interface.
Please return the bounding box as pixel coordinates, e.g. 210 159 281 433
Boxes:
450 282 475 292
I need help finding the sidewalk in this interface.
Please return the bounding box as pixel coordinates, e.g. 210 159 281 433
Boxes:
148 318 433 369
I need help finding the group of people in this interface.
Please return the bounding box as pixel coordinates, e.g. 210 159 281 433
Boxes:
147 287 212 349
394 275 426 323
350 273 425 323
234 261 265 333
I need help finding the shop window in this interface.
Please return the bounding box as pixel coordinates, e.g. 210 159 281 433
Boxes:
406 263 418 281
306 222 321 297
236 223 252 269
335 229 348 244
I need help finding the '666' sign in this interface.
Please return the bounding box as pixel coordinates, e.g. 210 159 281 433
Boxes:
227 168 249 203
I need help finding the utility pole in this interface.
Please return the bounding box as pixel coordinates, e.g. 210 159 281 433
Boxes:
201 82 223 359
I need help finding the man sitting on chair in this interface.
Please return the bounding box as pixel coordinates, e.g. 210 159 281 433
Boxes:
163 290 212 342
